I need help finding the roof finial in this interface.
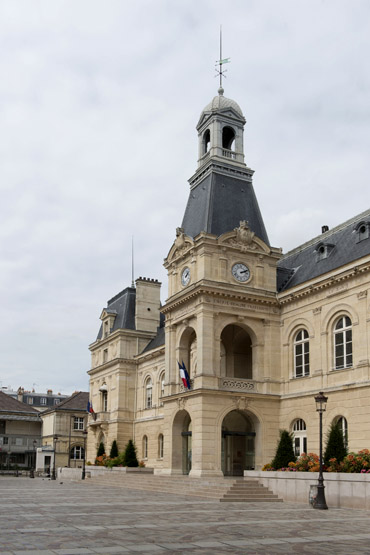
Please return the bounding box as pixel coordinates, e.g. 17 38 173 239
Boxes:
215 25 230 94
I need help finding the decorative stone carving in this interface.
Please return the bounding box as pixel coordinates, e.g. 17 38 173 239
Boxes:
235 220 255 246
176 396 187 409
179 379 194 393
174 227 186 250
234 396 249 410
172 227 192 258
313 307 322 315
358 290 367 300
221 378 255 391
220 220 258 252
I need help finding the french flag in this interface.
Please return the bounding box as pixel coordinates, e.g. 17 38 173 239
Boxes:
178 361 191 390
87 400 94 414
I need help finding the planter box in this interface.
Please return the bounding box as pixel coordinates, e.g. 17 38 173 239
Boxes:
245 470 370 509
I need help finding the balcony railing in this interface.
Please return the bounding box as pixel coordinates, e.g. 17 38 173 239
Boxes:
222 148 236 159
219 378 255 392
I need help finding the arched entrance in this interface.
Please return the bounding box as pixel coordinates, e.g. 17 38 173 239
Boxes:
172 410 192 475
222 410 255 476
220 324 252 378
178 328 197 379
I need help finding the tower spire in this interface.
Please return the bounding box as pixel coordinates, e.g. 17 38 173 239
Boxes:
131 235 135 288
215 25 230 94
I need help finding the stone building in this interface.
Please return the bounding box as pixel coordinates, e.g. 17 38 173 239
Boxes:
1 386 68 411
87 86 370 476
39 391 89 472
0 391 41 469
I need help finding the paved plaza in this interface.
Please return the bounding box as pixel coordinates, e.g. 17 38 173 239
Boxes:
1 477 370 554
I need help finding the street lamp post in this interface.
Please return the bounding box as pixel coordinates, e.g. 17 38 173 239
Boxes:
82 430 88 480
314 391 328 510
30 440 37 478
51 435 59 481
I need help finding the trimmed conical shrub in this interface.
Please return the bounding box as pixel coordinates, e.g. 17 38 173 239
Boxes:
97 441 105 457
272 430 296 470
123 439 139 467
324 422 347 466
110 440 119 458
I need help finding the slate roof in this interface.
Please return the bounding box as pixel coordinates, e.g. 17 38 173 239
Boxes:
43 391 89 413
0 390 40 416
97 286 136 339
141 326 165 354
277 209 370 292
181 171 270 245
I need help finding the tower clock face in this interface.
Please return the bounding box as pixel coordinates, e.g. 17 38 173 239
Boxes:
181 267 191 286
232 262 250 282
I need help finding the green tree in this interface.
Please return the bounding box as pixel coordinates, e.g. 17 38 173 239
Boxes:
97 441 105 457
324 422 347 466
110 440 119 458
123 439 139 467
272 430 296 470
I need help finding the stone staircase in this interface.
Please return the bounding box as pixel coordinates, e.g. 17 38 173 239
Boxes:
88 472 282 503
220 479 282 502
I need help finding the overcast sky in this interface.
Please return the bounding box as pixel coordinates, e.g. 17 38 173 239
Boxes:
1 0 369 395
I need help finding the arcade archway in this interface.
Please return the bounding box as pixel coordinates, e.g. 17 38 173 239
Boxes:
172 410 192 475
220 324 252 379
221 410 255 476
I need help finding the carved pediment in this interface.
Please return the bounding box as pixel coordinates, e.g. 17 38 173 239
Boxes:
165 227 194 264
218 221 270 253
99 308 117 321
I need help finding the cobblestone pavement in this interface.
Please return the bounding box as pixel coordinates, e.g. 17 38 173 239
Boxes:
1 477 370 554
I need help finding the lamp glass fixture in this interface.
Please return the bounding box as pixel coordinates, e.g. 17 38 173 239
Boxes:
315 391 328 412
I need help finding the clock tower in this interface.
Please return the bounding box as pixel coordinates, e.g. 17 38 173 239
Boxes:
162 87 282 476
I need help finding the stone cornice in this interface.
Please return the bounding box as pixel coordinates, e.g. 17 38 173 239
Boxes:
87 357 137 375
89 328 157 351
135 345 165 362
162 283 279 314
163 389 280 403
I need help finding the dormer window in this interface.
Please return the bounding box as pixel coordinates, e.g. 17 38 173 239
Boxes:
315 242 335 261
354 221 370 243
99 309 117 340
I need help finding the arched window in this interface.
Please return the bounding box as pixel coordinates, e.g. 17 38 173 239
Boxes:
222 126 235 150
203 129 210 153
70 445 85 460
294 329 309 378
220 324 252 379
334 316 352 370
145 377 152 409
101 391 108 411
143 435 148 459
158 434 164 459
292 419 307 457
159 372 165 406
335 416 348 448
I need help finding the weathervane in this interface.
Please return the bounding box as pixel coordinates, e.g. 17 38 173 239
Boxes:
215 25 230 91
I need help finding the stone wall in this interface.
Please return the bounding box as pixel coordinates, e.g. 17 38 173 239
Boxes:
245 470 370 509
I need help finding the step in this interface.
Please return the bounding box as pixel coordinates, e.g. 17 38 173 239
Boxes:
89 473 282 503
221 497 283 503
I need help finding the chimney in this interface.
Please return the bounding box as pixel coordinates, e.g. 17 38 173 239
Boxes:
135 277 161 332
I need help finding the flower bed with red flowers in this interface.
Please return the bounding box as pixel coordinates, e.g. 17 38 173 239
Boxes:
262 449 370 473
